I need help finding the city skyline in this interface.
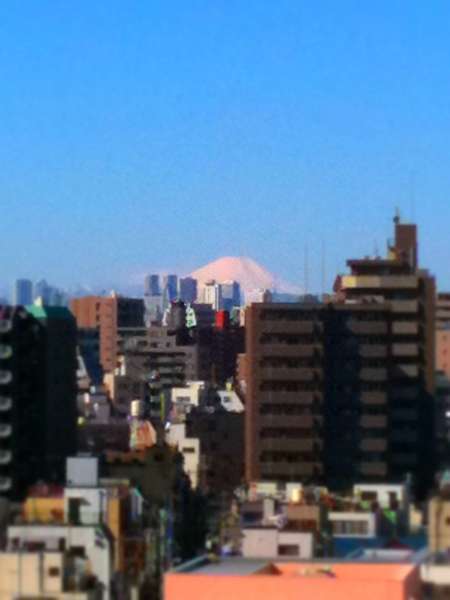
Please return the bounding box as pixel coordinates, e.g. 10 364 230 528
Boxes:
1 4 450 289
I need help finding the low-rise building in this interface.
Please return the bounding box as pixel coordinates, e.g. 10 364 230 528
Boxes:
165 556 421 600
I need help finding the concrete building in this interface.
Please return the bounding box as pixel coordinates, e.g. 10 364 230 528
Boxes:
0 304 77 499
244 216 436 497
7 525 112 597
12 278 33 306
165 557 421 600
0 551 99 599
70 294 145 372
337 215 436 495
221 280 241 311
242 527 314 559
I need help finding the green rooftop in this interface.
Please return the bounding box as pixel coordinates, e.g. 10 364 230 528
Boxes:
26 304 74 320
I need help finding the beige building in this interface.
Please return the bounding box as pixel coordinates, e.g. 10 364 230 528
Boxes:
242 527 314 559
0 551 96 599
428 495 450 553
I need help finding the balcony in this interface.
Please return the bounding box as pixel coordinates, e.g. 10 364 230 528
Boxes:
360 438 387 452
391 410 417 422
259 392 319 405
0 477 11 491
259 438 320 452
259 367 318 382
359 462 387 477
0 371 12 385
359 345 388 359
0 397 12 411
348 322 388 335
392 343 419 357
260 345 317 358
360 368 388 382
390 300 419 314
0 321 12 334
262 322 316 335
0 345 12 360
360 415 387 428
259 415 322 429
392 364 419 378
391 431 417 444
342 275 418 289
391 387 419 400
0 450 12 465
360 392 387 405
260 463 322 477
0 424 12 438
392 322 419 335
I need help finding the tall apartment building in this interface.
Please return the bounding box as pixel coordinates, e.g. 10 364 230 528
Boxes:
0 304 77 499
245 216 435 496
337 216 435 493
12 279 33 306
70 294 145 372
436 293 450 379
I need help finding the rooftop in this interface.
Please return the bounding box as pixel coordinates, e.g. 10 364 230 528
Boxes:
172 555 421 578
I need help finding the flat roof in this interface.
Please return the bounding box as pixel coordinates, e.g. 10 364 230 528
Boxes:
173 555 422 578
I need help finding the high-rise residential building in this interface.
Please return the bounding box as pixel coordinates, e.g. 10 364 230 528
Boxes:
163 275 178 303
144 274 161 297
70 294 145 372
436 293 450 379
337 215 435 493
179 277 198 304
244 216 436 496
12 279 33 306
0 304 77 499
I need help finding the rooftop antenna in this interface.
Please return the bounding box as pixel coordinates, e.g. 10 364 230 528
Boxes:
374 240 379 258
321 239 326 298
409 170 416 222
304 243 309 297
394 206 401 225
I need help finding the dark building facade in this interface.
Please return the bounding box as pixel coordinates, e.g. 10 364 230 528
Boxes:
70 294 145 372
0 304 77 499
245 217 435 496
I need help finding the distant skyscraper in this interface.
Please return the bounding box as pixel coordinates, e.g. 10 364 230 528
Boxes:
163 275 178 303
33 279 50 304
179 277 198 304
221 280 241 311
144 274 160 297
201 280 222 310
12 279 32 306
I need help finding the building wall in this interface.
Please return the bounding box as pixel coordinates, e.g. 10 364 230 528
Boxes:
242 529 314 559
8 525 111 596
165 563 420 600
428 497 450 553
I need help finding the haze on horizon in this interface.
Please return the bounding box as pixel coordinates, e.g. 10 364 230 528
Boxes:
2 2 450 292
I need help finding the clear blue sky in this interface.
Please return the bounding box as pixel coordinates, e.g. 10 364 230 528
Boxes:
2 1 450 293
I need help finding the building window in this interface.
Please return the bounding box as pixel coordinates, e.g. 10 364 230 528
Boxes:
48 567 60 577
278 544 300 557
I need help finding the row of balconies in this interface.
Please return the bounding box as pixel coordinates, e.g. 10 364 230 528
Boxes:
259 391 321 405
